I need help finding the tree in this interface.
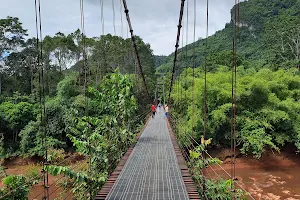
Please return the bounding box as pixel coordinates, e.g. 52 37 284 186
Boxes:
70 29 83 63
3 38 37 95
264 15 300 69
0 175 30 200
0 17 27 95
206 50 244 70
50 32 77 72
0 16 27 54
279 26 300 68
172 66 300 158
0 101 34 142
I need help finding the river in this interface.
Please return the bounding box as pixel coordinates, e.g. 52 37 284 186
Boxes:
209 147 300 200
235 165 300 200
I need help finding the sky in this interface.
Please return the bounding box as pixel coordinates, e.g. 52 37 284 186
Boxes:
0 0 240 56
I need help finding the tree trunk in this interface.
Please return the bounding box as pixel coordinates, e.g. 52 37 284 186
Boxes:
14 71 17 93
58 51 62 72
48 64 51 95
15 130 18 142
0 74 2 95
96 62 99 85
30 66 34 95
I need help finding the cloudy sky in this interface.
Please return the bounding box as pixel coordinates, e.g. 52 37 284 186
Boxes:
0 0 239 55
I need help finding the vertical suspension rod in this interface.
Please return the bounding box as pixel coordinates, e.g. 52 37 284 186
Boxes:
202 0 209 197
35 0 49 199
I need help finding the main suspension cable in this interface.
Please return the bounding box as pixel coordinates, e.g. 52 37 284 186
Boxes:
121 0 151 102
185 0 189 101
179 9 185 113
168 0 185 106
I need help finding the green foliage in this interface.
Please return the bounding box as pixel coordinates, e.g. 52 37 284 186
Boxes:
47 148 65 164
19 119 64 157
173 67 300 158
205 179 246 200
75 71 137 170
0 166 6 179
43 71 138 199
19 120 39 155
0 175 30 200
0 14 153 199
187 143 246 199
86 34 156 105
89 70 137 120
155 55 168 68
0 98 35 156
56 73 79 99
0 101 34 131
0 16 27 54
25 165 41 185
66 117 108 199
206 51 245 72
44 32 77 72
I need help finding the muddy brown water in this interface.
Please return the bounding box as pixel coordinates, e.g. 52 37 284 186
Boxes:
234 166 300 200
2 151 300 199
207 147 300 200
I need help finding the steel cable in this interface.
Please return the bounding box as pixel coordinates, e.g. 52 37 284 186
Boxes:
121 0 151 102
112 0 116 35
100 0 104 35
167 0 185 106
120 0 123 37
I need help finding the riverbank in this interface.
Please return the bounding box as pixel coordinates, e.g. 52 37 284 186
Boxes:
0 155 84 199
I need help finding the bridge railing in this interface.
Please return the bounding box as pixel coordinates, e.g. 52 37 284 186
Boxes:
168 112 255 200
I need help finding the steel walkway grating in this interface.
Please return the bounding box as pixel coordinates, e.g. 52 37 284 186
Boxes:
106 112 189 200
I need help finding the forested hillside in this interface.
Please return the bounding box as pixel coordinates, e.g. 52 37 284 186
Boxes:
157 0 300 73
163 0 300 159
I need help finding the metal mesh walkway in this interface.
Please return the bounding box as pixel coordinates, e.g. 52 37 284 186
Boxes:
106 111 189 200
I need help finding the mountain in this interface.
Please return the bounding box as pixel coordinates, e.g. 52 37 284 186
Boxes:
156 0 300 73
154 55 168 68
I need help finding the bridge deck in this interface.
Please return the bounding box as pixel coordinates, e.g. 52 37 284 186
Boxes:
96 111 199 200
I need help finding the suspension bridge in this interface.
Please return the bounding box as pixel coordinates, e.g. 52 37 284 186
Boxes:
96 0 250 198
0 0 256 199
96 111 196 200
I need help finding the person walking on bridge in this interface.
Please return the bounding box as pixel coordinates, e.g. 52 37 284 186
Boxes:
164 104 169 118
151 103 156 118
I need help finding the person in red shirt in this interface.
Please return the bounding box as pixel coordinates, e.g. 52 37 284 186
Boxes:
151 104 156 118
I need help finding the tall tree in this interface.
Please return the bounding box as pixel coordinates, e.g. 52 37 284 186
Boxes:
264 15 300 69
0 17 27 95
51 32 77 72
4 38 37 95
